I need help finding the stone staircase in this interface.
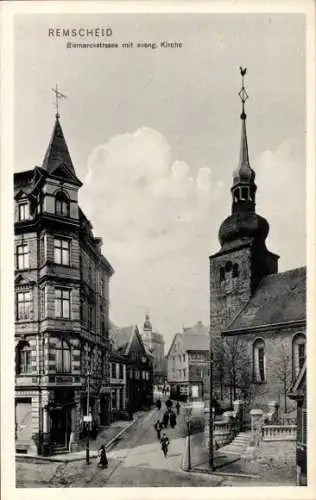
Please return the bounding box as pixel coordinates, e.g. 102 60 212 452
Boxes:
50 443 69 455
219 431 251 455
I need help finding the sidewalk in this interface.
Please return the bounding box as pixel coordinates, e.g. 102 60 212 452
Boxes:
16 409 151 463
190 439 296 485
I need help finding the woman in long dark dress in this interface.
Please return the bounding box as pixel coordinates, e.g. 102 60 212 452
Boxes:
98 444 108 469
162 411 169 428
169 411 176 429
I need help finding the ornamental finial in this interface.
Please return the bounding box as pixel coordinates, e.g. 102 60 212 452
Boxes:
238 67 248 120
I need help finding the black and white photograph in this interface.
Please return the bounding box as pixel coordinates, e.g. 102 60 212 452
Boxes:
1 0 315 496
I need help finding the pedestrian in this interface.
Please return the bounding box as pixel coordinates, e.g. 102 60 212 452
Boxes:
160 433 170 458
97 444 108 469
170 411 176 429
154 419 162 440
162 411 169 428
156 399 161 411
175 401 180 415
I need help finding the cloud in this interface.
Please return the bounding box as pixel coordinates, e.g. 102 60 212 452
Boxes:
79 130 305 346
255 137 305 270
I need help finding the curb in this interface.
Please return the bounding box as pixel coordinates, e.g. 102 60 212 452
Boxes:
188 466 261 480
16 414 142 464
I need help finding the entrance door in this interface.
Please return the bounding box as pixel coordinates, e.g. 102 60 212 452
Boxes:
16 398 32 442
50 408 67 445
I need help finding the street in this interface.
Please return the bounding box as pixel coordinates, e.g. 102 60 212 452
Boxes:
16 404 222 487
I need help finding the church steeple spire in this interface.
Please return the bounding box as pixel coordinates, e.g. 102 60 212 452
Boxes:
231 67 257 214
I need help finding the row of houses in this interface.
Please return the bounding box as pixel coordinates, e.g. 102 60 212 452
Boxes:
14 113 159 455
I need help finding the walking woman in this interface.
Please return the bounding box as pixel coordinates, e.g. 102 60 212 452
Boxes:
154 419 162 440
160 433 170 458
162 411 169 429
170 411 176 429
98 444 108 469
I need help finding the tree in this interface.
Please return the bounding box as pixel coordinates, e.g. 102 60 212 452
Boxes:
212 336 254 406
272 343 292 413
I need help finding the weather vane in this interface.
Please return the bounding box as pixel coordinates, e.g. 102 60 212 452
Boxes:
52 84 67 118
238 67 248 120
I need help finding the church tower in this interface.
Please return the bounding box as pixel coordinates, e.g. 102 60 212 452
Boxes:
209 68 279 338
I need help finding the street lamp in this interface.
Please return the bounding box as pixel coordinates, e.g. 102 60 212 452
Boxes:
209 345 216 470
85 369 91 465
184 405 192 471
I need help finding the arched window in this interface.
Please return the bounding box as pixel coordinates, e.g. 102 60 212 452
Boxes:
55 338 71 373
241 187 249 201
219 267 225 282
55 191 70 217
232 263 239 278
292 333 306 379
16 341 32 374
253 339 265 383
225 261 232 273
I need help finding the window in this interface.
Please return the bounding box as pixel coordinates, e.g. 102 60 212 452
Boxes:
16 291 32 320
55 338 71 373
253 339 265 383
220 267 225 282
241 187 249 200
16 341 32 374
183 369 186 378
119 364 124 379
111 390 117 410
292 333 306 378
183 354 186 362
40 236 45 265
19 202 29 221
54 238 70 266
17 244 29 270
55 288 70 318
40 287 46 319
232 263 239 278
88 303 93 330
225 261 232 272
111 363 116 379
55 191 69 217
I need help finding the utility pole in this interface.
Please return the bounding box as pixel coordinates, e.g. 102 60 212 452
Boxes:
86 370 91 465
209 344 215 470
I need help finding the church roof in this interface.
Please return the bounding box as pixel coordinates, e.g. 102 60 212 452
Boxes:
224 267 306 333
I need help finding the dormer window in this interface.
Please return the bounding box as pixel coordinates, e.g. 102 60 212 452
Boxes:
19 202 29 221
55 191 70 217
219 267 225 282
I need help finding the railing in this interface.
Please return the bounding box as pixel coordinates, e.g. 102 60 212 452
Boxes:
262 424 297 441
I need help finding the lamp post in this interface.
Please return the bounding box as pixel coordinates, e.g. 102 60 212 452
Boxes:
184 405 192 471
85 369 91 465
209 345 215 470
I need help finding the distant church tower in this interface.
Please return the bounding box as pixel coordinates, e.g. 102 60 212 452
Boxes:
209 68 279 338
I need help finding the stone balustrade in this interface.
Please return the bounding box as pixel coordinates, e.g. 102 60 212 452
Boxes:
262 424 297 441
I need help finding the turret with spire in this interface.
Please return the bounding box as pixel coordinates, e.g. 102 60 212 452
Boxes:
209 68 279 339
218 68 270 250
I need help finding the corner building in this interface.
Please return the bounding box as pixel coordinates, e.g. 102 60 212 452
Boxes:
14 113 114 455
209 75 306 412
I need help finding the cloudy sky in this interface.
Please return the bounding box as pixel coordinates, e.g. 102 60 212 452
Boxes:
14 12 306 348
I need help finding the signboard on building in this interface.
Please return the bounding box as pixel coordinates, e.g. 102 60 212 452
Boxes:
191 385 199 398
83 415 92 422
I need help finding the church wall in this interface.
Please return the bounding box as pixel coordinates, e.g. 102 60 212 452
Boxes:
210 246 252 338
224 324 306 414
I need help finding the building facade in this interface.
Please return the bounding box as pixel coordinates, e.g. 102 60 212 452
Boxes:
110 324 154 412
14 114 114 455
141 314 166 386
167 321 209 400
109 347 127 420
209 71 306 412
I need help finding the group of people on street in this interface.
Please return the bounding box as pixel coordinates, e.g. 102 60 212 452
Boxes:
154 399 181 458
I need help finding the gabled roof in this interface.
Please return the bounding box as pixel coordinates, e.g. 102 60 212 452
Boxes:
183 321 209 336
183 333 209 351
166 332 182 358
224 267 306 333
42 116 82 186
110 323 148 357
